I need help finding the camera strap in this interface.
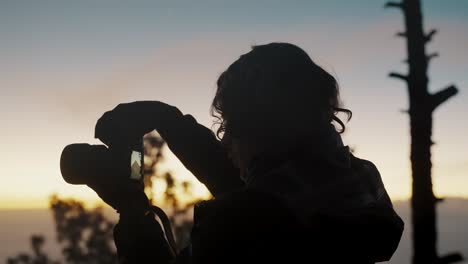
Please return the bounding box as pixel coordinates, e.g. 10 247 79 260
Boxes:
150 205 178 256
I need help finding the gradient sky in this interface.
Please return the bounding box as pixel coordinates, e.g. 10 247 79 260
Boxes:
1 0 467 209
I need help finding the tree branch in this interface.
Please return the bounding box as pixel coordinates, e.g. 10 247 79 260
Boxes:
427 52 439 62
396 31 407 38
438 252 464 264
425 29 438 42
385 2 404 9
431 85 458 110
389 72 409 82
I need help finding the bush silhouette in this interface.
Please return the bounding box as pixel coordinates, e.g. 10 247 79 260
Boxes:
7 135 208 263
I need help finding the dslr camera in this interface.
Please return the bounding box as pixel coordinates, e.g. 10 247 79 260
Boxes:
60 138 144 187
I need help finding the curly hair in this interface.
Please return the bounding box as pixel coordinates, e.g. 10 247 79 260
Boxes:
211 42 351 141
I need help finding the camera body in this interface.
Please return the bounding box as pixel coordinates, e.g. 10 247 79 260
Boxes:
60 139 144 186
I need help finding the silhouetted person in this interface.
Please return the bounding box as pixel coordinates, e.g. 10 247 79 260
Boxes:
93 42 404 263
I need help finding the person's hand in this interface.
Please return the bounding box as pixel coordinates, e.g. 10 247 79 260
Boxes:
95 101 182 147
87 177 149 214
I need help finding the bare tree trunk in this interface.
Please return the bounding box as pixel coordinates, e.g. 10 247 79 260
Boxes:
385 0 461 263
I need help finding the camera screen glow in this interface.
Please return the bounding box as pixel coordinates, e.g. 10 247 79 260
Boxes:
130 151 142 180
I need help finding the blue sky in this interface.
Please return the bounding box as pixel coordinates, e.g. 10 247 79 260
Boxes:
0 0 467 208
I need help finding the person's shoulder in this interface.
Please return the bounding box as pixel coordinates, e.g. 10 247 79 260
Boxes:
350 153 379 173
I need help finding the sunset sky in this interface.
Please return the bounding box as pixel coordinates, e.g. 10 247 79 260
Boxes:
1 0 467 209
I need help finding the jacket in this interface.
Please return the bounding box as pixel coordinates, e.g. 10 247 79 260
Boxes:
113 113 404 263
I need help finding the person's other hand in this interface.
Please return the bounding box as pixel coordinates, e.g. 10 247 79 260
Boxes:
95 101 182 147
88 177 149 214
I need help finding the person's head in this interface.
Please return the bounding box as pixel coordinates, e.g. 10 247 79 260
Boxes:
211 42 351 173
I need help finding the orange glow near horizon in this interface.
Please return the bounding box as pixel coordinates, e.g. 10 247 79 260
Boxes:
1 145 467 210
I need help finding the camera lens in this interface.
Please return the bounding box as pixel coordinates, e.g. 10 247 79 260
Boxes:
60 144 110 185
